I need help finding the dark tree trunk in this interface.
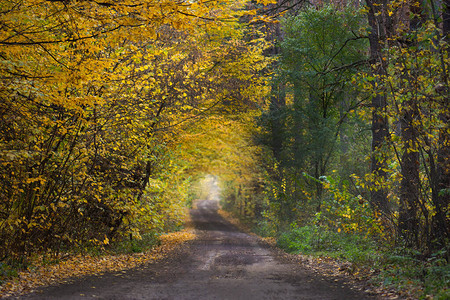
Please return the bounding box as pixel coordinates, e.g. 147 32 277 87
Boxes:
431 110 450 253
270 84 286 162
444 0 450 38
430 0 450 253
267 20 286 162
398 108 420 247
366 0 391 215
397 0 425 249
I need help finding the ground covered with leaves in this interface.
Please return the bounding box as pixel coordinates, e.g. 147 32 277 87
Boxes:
0 230 195 298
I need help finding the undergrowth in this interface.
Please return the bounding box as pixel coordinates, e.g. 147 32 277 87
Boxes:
276 224 449 299
110 232 162 254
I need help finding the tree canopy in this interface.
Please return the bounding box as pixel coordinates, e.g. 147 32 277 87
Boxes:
0 0 448 297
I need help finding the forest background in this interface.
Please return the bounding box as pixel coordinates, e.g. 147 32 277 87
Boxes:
0 0 448 298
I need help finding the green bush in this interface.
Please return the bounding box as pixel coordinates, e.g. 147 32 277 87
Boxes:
112 232 161 254
277 226 315 253
0 258 29 285
276 225 378 263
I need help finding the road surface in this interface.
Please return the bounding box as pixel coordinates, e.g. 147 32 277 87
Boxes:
21 177 375 299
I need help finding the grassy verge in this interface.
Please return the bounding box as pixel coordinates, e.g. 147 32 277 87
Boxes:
276 225 449 299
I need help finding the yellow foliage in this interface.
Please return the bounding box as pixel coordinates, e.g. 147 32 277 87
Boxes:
0 0 270 258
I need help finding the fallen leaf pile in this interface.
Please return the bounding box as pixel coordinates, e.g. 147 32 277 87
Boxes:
0 230 195 298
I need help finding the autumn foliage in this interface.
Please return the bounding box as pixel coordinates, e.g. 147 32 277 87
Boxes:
1 0 448 297
0 0 271 259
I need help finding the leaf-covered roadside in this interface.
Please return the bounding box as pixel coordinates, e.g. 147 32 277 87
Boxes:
0 230 195 298
289 254 401 299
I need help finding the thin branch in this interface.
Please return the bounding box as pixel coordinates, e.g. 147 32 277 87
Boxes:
317 58 370 76
0 24 125 45
323 36 368 73
154 98 222 132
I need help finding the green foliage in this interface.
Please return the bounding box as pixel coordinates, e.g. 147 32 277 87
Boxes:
376 248 450 299
243 3 449 298
276 224 449 298
112 232 161 255
0 262 19 285
275 5 368 175
277 225 378 263
255 4 370 229
277 225 315 253
356 17 450 250
320 173 383 237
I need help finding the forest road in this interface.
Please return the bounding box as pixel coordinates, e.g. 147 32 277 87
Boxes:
20 178 376 300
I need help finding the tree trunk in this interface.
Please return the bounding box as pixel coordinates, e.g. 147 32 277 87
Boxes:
444 0 450 39
366 0 391 215
398 108 420 247
270 84 286 162
268 22 286 163
397 0 426 249
431 0 450 253
431 111 450 253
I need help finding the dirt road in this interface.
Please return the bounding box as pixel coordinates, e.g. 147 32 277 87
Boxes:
21 178 375 299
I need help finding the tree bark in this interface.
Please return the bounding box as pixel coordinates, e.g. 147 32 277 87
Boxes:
398 108 420 247
396 0 425 249
431 0 450 253
366 0 391 215
269 84 286 162
268 22 286 163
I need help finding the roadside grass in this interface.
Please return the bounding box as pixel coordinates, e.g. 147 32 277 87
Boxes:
276 225 449 299
107 232 162 254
